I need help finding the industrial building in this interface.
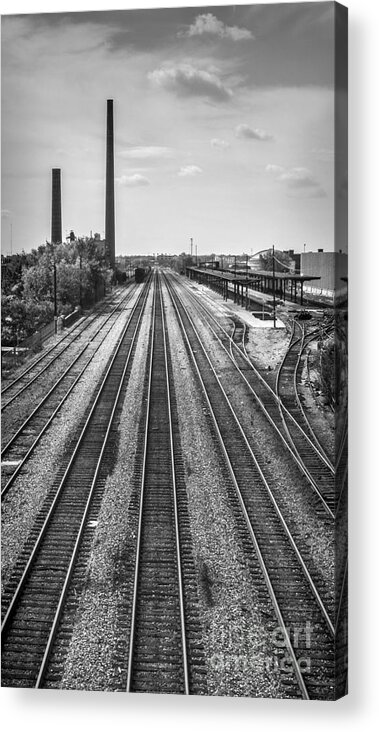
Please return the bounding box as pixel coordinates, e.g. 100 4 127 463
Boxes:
301 250 348 299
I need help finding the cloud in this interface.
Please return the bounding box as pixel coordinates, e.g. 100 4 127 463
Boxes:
1 209 12 218
182 13 254 41
148 63 233 102
266 165 326 197
277 167 319 188
211 138 230 150
117 174 150 187
178 165 202 177
235 124 274 141
265 164 285 175
119 146 174 160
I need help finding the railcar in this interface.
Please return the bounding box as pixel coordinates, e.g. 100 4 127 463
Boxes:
135 266 147 283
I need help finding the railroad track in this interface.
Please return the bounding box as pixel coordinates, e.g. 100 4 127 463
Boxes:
276 319 334 461
163 272 336 700
277 318 335 455
1 281 150 688
1 285 133 412
171 272 336 517
1 284 140 498
126 272 205 694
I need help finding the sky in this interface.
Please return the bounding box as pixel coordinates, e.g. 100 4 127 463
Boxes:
1 2 347 257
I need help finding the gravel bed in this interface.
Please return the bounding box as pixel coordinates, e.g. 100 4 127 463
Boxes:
185 280 291 371
1 287 125 385
58 285 153 691
1 288 130 447
174 280 335 593
1 287 141 591
299 341 336 457
162 280 293 699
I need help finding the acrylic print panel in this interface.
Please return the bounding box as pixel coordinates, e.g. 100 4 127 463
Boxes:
1 2 348 699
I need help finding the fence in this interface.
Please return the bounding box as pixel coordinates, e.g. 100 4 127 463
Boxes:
63 307 81 329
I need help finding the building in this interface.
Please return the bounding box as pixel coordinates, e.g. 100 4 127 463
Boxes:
283 249 301 273
300 250 348 299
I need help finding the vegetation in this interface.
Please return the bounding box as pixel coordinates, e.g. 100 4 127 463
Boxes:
1 238 113 346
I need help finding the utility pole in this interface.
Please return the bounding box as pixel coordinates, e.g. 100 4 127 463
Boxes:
196 244 198 266
190 237 193 258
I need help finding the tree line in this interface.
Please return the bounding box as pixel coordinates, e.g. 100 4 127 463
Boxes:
1 238 113 346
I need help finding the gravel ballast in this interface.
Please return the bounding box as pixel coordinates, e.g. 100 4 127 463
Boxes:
58 285 153 690
173 275 335 594
162 279 296 698
1 286 142 590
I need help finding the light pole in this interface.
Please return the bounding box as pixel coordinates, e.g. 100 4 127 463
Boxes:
272 244 277 329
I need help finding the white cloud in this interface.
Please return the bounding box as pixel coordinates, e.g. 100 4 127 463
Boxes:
211 138 230 150
265 164 285 175
182 13 254 41
148 63 233 102
117 174 150 187
235 124 274 141
266 165 326 197
119 146 174 160
277 167 318 188
178 165 203 177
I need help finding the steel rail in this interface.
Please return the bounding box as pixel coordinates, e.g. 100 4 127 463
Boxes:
1 284 131 398
184 274 335 477
274 320 335 474
166 273 334 636
163 275 317 699
126 272 189 694
1 286 140 499
1 281 149 649
292 320 335 459
34 286 148 688
172 274 334 518
2 284 137 454
160 279 190 695
1 285 135 411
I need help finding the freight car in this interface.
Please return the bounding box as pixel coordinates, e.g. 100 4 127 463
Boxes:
135 266 150 283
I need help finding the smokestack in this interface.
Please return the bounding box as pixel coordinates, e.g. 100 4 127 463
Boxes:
51 168 62 244
106 99 115 269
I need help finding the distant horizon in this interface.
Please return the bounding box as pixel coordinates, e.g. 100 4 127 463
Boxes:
2 4 346 257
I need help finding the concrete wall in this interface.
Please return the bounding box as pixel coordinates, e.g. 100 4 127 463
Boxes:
301 251 348 294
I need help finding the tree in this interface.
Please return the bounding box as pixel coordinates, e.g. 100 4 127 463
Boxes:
2 239 113 344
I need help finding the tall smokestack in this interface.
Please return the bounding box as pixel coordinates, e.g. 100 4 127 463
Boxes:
51 168 62 244
106 99 115 269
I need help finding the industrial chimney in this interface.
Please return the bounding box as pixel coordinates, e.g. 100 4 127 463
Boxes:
51 168 62 244
105 99 115 269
